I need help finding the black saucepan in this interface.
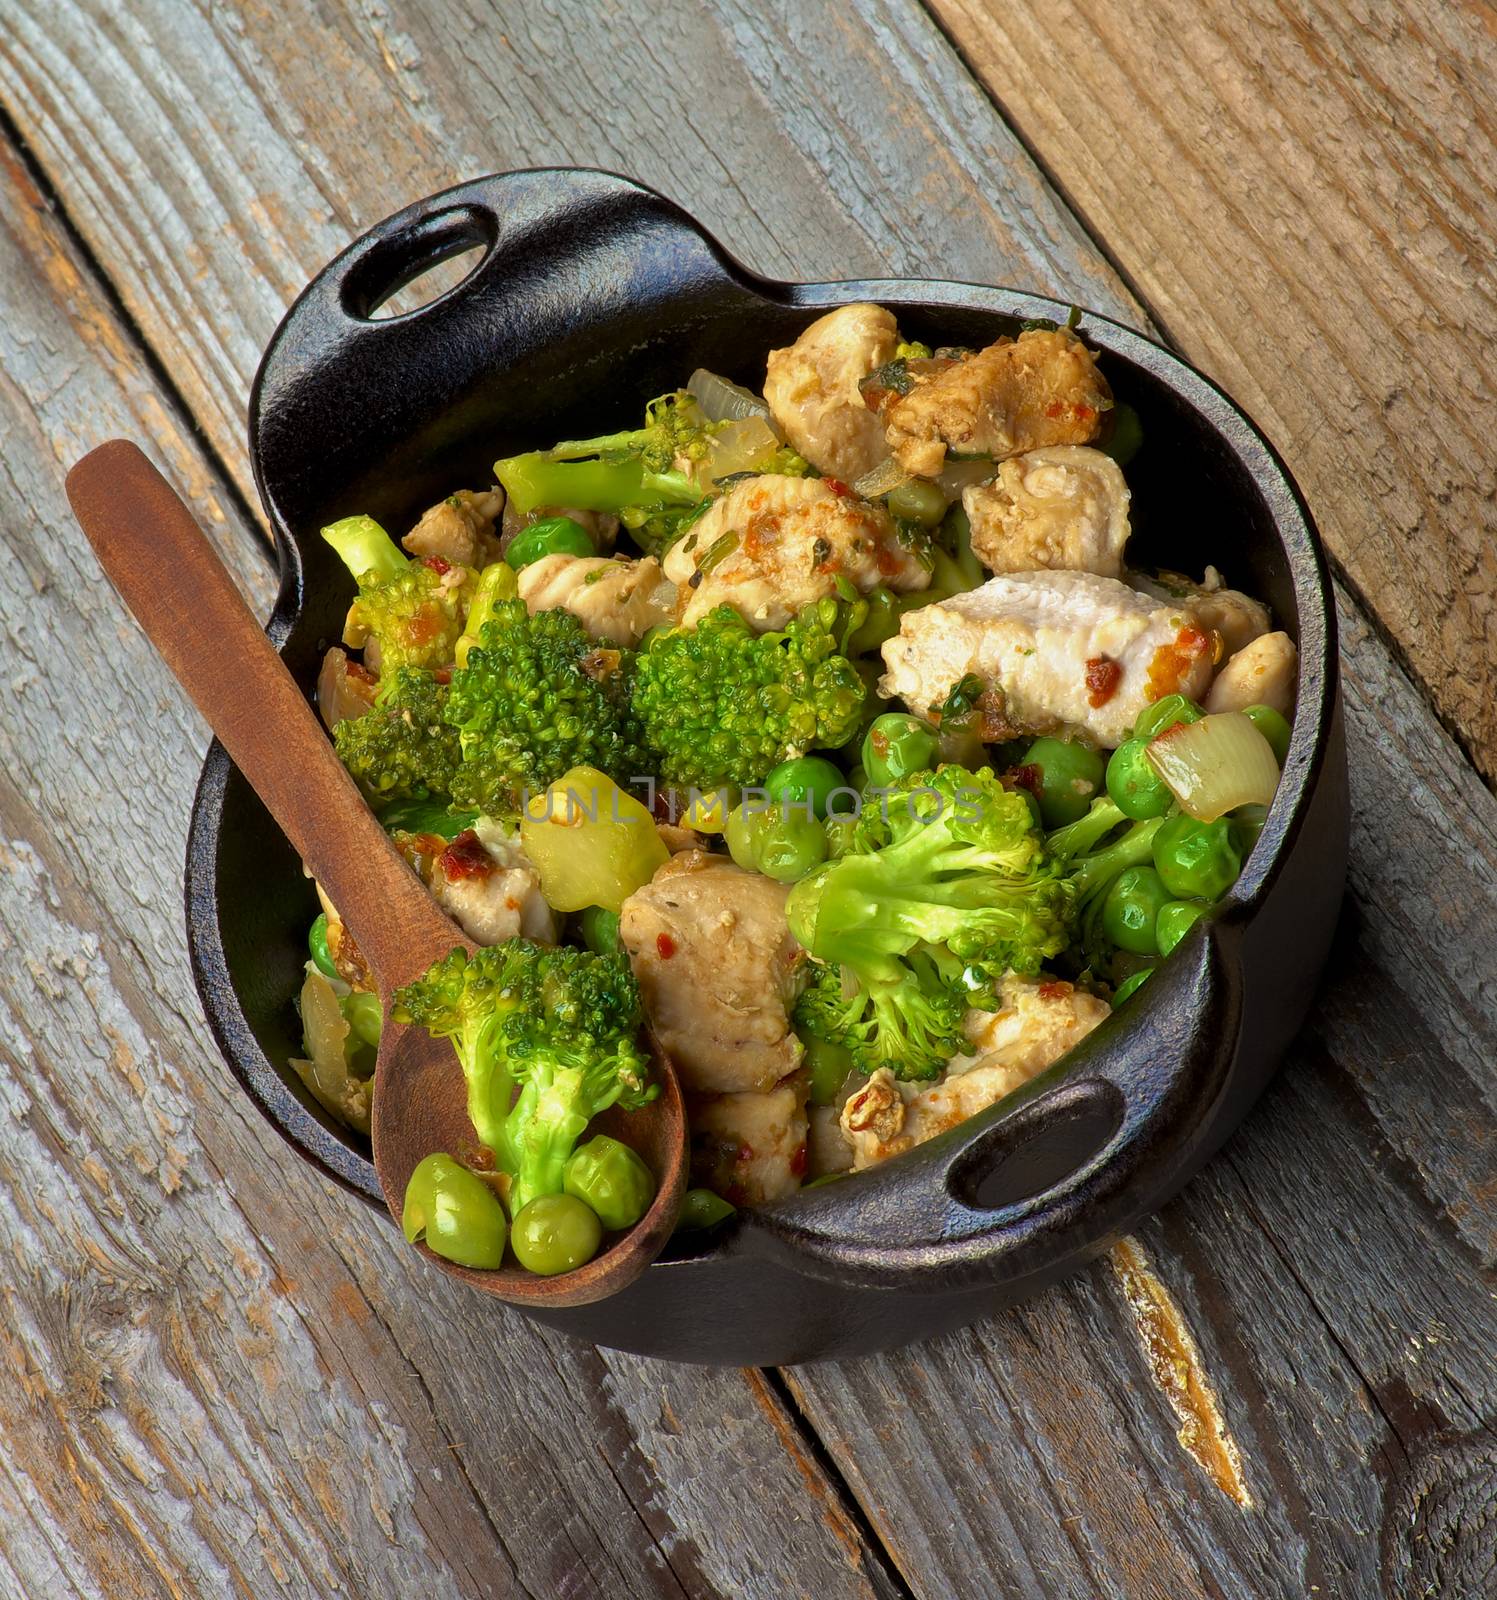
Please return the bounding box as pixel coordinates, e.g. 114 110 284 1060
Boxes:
185 169 1347 1364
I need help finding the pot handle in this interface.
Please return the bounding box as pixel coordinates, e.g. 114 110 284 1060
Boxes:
750 922 1245 1292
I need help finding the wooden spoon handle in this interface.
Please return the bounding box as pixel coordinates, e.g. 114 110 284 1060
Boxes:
66 440 461 992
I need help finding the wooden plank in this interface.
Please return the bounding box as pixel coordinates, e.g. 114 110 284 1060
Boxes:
3 2 1496 1596
924 0 1497 781
0 130 900 1600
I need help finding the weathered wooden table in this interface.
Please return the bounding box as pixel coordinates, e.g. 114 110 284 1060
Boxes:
1 5 1493 1596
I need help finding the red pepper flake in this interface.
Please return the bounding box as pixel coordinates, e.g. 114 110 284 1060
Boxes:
346 659 377 686
789 1142 808 1178
656 932 677 960
432 665 453 685
421 554 453 575
405 610 442 646
869 728 891 758
1045 400 1066 419
1085 655 1123 708
439 829 493 882
822 477 852 498
875 545 903 577
1005 763 1043 796
1038 980 1074 1001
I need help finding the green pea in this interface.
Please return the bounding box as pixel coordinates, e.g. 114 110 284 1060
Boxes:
1009 783 1043 829
862 713 940 788
1106 737 1174 821
563 1135 656 1231
1157 900 1206 957
1112 968 1154 1008
308 913 337 979
803 1033 854 1105
579 904 622 956
1020 736 1106 828
886 478 949 527
341 990 383 1051
1099 401 1144 467
1101 866 1171 956
1231 802 1270 856
823 813 859 859
675 1188 736 1231
1153 814 1242 900
1242 703 1291 765
764 756 846 819
846 586 902 656
725 802 772 871
504 515 594 570
1134 694 1204 742
402 1153 508 1270
510 1193 603 1275
757 810 829 884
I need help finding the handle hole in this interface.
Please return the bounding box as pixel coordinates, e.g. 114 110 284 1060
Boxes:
951 1079 1124 1210
341 206 497 321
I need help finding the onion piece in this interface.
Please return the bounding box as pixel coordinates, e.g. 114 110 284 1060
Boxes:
1145 712 1280 821
688 368 781 434
701 416 782 485
853 455 913 499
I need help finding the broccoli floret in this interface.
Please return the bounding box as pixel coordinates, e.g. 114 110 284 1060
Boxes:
444 600 650 815
322 515 473 672
1046 797 1166 901
393 940 655 1214
333 666 461 805
787 767 1074 1080
631 598 867 792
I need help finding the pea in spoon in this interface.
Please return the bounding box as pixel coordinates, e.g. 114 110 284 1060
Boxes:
67 440 687 1307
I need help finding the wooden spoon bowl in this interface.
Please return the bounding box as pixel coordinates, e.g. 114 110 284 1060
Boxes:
67 439 686 1307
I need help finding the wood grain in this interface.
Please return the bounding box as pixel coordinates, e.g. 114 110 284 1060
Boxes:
0 119 898 1600
926 0 1497 781
0 1 1495 1596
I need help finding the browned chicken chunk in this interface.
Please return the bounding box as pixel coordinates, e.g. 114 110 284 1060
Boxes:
690 1073 809 1206
402 487 505 569
883 329 1111 478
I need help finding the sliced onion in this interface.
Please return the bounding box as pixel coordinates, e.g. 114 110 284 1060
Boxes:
688 368 780 433
853 455 913 499
1145 712 1280 821
702 416 782 484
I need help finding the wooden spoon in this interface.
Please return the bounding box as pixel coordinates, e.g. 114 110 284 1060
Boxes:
66 440 686 1308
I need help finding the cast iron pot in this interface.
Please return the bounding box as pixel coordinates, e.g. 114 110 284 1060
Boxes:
185 169 1348 1365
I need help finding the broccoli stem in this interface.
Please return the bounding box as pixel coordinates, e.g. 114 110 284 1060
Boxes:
1046 797 1127 859
1068 816 1165 902
496 451 699 517
510 1068 591 1215
322 514 409 583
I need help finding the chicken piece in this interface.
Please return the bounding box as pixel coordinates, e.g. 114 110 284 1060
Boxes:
883 329 1111 478
879 570 1213 747
807 1103 854 1178
402 487 505 569
1205 630 1298 716
1130 566 1271 659
619 851 805 1094
840 976 1110 1169
316 646 378 732
516 553 676 646
663 474 928 632
690 1073 809 1206
763 303 900 483
421 821 558 947
501 501 619 555
655 822 703 854
963 446 1131 578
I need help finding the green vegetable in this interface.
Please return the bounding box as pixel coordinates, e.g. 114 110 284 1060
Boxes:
393 939 656 1217
321 514 408 584
1242 703 1292 765
675 1188 736 1231
823 813 859 859
1101 866 1171 956
802 1033 854 1105
563 1135 656 1231
632 599 866 791
1157 900 1206 956
764 755 846 819
1153 814 1242 900
334 666 461 805
1105 737 1174 821
725 802 771 872
521 767 668 913
579 904 623 956
936 503 985 592
455 562 519 666
1133 693 1204 743
510 1194 603 1275
886 479 948 527
1231 802 1270 855
862 712 939 789
756 810 828 884
505 516 595 570
444 601 649 815
402 1153 508 1270
788 767 1073 1080
1020 736 1106 828
378 797 478 839
1048 797 1167 904
1112 968 1153 1007
1099 401 1144 467
308 913 337 980
342 991 383 1051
